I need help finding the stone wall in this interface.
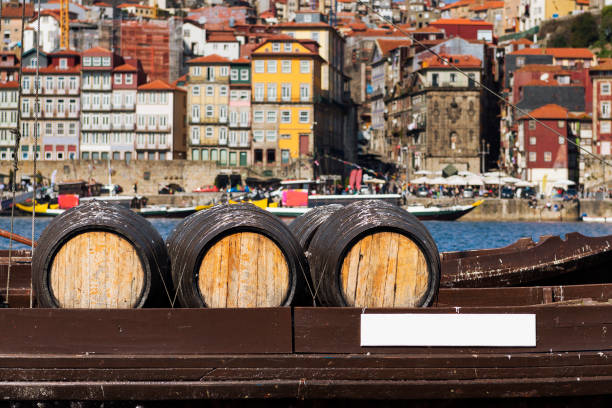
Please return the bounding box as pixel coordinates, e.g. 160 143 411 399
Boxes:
0 160 238 195
459 199 580 222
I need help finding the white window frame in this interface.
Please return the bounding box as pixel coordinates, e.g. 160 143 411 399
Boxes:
281 60 291 73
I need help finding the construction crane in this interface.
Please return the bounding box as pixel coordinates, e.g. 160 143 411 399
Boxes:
60 0 69 49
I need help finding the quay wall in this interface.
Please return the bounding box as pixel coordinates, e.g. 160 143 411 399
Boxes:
459 199 580 222
0 160 224 196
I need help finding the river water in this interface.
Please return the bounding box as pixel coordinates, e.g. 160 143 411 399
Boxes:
1 216 612 252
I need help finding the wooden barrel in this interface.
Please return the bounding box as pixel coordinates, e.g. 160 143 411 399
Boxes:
307 200 441 307
289 204 343 252
167 203 308 308
33 201 171 308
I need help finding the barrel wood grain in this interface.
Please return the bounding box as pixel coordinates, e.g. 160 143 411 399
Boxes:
49 232 144 308
198 232 289 307
340 232 428 307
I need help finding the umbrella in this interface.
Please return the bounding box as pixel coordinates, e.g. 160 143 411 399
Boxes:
445 175 467 186
465 176 484 186
428 177 448 185
414 170 432 175
515 180 534 187
459 171 478 177
501 176 522 184
442 164 458 178
483 176 502 185
552 179 576 187
483 171 507 178
410 176 431 184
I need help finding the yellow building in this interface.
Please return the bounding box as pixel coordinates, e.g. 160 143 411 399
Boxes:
545 0 578 19
186 55 232 164
250 38 322 173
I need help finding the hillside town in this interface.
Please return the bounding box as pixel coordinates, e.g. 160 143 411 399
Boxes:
0 0 610 197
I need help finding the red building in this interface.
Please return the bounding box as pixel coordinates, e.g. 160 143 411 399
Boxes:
590 60 612 156
518 104 579 191
429 19 494 42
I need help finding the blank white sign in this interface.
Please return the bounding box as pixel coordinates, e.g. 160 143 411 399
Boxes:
361 314 536 347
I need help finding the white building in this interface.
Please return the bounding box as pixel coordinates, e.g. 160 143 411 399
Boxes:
24 11 61 54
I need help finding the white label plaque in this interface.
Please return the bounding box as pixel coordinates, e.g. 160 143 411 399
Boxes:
360 314 536 347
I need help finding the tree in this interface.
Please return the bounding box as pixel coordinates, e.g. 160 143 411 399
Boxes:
569 13 599 47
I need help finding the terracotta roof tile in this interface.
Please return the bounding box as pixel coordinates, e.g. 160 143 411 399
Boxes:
138 79 182 91
590 61 612 71
524 79 559 86
545 47 594 59
82 46 112 55
421 54 481 68
431 18 493 27
376 39 412 56
0 81 18 89
186 54 232 64
113 63 138 72
470 1 504 11
520 104 568 120
0 4 35 18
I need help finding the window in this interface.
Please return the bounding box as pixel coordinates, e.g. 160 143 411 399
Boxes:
240 91 248 100
229 111 238 126
266 130 277 141
267 111 277 123
193 66 201 76
45 152 53 160
281 83 291 101
253 110 264 123
46 77 53 90
201 149 209 161
230 90 239 100
300 60 310 74
299 110 309 123
69 123 76 135
602 102 611 118
58 100 65 114
83 57 91 66
240 69 248 81
211 149 218 162
267 83 277 101
206 126 214 138
559 136 565 144
113 93 121 107
206 67 215 81
206 86 214 96
272 43 281 52
191 127 200 143
529 151 536 162
22 77 30 91
544 151 552 162
516 57 525 67
192 149 200 160
280 133 291 139
220 106 227 121
240 131 248 146
450 73 456 83
601 121 611 133
601 82 611 95
239 151 247 166
57 123 64 135
528 120 536 130
240 111 248 126
255 60 265 73
253 130 264 142
102 57 111 67
220 86 228 96
229 151 237 166
231 69 239 81
114 73 122 84
558 120 564 129
281 149 290 164
58 77 65 90
254 83 264 101
267 60 277 74
529 136 536 145
283 42 292 52
311 32 319 42
192 105 200 121
267 149 276 163
281 60 291 73
220 66 229 76
205 105 214 117
219 127 228 144
192 85 200 96
69 77 77 90
300 84 310 101
45 123 52 135
125 74 133 85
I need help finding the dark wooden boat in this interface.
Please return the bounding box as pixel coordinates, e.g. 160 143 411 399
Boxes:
441 232 612 288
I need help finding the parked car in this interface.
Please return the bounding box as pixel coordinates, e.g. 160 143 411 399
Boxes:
501 187 515 199
462 187 474 198
416 186 429 197
520 187 536 199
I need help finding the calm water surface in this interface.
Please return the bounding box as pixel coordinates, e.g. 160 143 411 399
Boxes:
1 216 612 252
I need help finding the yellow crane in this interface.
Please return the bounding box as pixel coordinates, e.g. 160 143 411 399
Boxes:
60 0 69 49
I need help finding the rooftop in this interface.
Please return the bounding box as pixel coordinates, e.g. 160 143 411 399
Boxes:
521 104 568 120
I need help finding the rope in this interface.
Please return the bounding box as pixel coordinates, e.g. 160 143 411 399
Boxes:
30 0 42 308
5 0 27 306
362 4 612 170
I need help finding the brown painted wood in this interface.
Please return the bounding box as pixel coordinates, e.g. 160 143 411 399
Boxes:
294 305 612 354
49 231 144 308
0 308 292 355
198 232 289 307
341 232 428 307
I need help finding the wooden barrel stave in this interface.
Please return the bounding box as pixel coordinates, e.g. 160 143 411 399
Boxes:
289 204 343 252
167 204 308 308
308 200 441 307
33 201 171 308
